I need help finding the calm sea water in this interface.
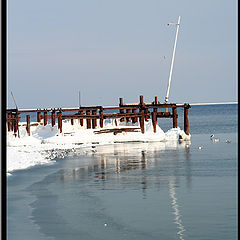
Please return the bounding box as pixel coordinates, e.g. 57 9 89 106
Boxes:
7 104 238 240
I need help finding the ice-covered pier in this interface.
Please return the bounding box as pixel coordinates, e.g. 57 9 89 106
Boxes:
6 95 191 137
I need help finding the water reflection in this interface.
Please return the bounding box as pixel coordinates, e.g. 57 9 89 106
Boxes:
29 140 192 240
169 178 186 240
56 141 192 193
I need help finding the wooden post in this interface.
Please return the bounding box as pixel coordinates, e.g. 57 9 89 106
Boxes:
92 110 97 129
139 95 144 106
99 109 104 128
37 112 41 122
51 111 55 127
126 109 131 122
13 113 19 137
7 113 11 132
172 107 177 128
71 119 74 125
26 115 30 136
153 96 158 132
132 109 137 123
139 96 145 133
86 110 91 129
140 109 145 134
144 109 149 121
119 97 123 106
184 106 189 135
58 112 62 133
151 111 157 133
13 117 17 135
119 97 124 122
44 112 47 126
10 113 14 131
79 110 83 126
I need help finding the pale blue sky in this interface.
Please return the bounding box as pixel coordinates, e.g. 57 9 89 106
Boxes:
7 0 237 108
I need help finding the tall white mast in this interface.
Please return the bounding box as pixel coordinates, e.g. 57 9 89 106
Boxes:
164 16 181 104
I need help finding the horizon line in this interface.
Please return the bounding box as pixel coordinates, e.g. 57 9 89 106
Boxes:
7 101 238 110
189 101 238 106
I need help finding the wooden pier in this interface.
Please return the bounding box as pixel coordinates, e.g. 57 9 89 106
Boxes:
6 96 191 137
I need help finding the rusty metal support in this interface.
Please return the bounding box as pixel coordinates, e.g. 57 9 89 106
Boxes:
7 113 11 132
58 112 62 133
12 113 19 137
13 118 17 135
151 112 157 133
132 109 137 123
51 111 55 127
44 112 47 126
92 110 97 129
139 109 145 134
184 106 189 135
172 107 177 128
139 95 144 106
153 96 158 131
37 112 41 122
119 98 125 122
26 115 30 136
99 109 104 128
126 109 131 122
79 110 83 126
86 110 91 129
10 113 14 131
144 109 149 121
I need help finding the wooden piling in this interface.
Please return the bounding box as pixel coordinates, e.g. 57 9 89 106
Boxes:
152 96 158 133
51 111 55 127
37 112 41 122
184 106 189 135
13 113 19 137
139 95 144 106
119 98 125 122
79 110 83 126
172 107 177 128
86 110 91 129
126 109 131 122
151 111 157 133
10 113 14 131
13 118 17 135
132 109 137 123
58 112 62 133
99 109 104 128
139 96 145 133
26 115 30 136
7 113 11 132
92 110 97 129
140 110 145 133
144 109 149 121
44 112 47 126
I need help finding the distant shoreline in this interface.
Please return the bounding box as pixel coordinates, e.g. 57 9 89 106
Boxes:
189 102 237 106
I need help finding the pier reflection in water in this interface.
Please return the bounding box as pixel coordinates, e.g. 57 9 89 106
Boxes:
29 140 192 240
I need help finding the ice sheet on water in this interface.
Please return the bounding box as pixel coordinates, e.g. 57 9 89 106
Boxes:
7 119 190 174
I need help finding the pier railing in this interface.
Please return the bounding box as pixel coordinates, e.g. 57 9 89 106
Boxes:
6 95 191 137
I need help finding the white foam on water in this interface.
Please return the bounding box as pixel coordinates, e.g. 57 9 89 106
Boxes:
7 119 191 174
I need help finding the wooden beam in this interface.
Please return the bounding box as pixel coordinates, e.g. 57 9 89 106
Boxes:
184 107 189 135
26 115 30 136
172 107 177 128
